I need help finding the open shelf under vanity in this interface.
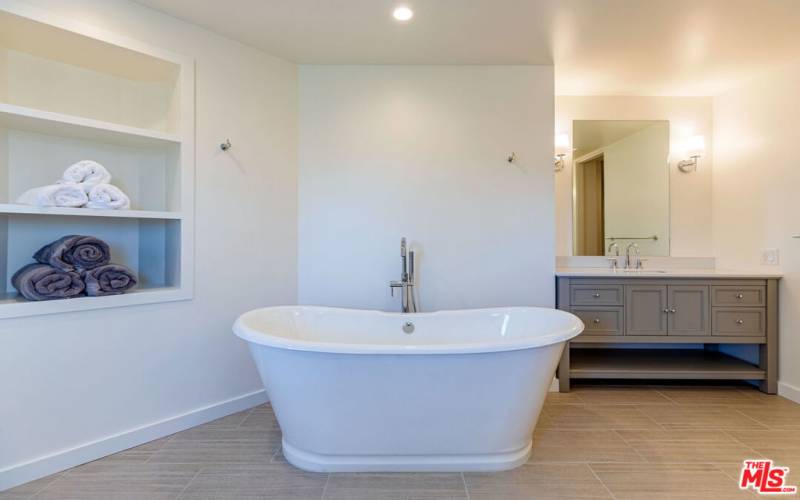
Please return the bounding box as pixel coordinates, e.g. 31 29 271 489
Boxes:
570 348 765 381
0 2 194 318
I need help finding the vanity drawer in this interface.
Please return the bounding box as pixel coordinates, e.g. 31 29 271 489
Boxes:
712 308 766 336
570 285 624 306
571 307 624 336
711 286 766 307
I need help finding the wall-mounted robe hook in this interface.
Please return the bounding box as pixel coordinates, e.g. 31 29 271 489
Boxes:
507 152 516 163
220 139 232 151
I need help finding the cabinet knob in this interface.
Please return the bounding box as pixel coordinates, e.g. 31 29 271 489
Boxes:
736 293 744 299
736 319 744 325
663 309 670 313
593 318 601 324
593 293 601 298
670 308 677 313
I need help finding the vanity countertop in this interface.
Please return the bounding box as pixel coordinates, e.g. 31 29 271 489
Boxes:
556 267 783 279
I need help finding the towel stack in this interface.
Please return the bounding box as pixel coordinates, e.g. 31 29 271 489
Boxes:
16 160 131 210
11 235 138 301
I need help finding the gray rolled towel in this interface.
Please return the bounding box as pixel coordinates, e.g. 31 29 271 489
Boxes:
33 235 110 271
82 264 138 296
11 263 85 301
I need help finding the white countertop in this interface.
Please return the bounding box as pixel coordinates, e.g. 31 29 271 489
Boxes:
556 267 783 279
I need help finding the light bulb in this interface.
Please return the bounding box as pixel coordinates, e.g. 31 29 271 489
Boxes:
393 6 414 21
554 133 570 156
686 135 705 158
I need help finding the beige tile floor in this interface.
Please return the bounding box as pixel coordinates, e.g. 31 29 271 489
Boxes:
3 384 799 499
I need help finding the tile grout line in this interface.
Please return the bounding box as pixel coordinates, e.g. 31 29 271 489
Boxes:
730 408 773 430
611 429 650 463
319 472 331 500
460 471 471 500
236 407 256 429
652 389 683 405
144 434 174 464
720 429 768 459
710 462 745 483
173 466 202 500
29 472 66 498
587 463 619 500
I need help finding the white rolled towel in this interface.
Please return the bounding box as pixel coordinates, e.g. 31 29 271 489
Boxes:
86 183 130 210
59 160 112 193
16 184 88 208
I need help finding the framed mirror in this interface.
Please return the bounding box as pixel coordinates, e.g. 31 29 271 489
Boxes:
572 120 670 256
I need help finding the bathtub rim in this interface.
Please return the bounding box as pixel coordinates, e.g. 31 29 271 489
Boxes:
233 305 583 355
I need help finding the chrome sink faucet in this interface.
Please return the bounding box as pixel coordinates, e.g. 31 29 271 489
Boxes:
389 237 418 313
607 242 620 270
625 242 641 270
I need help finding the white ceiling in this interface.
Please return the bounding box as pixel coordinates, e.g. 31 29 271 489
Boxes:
134 0 800 96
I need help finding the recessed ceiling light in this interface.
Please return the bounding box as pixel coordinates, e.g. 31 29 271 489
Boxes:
392 6 414 21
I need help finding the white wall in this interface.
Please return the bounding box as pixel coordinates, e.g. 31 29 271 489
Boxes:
712 60 800 400
0 0 297 488
298 66 555 311
556 96 714 257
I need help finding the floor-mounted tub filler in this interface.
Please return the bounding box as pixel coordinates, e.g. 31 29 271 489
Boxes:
233 306 584 472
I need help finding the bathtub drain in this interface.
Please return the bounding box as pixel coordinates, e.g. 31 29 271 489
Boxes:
403 321 415 334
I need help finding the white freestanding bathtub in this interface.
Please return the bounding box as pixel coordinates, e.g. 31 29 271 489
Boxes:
233 306 583 472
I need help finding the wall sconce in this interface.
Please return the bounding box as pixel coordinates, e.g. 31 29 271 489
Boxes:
554 133 570 172
678 135 705 173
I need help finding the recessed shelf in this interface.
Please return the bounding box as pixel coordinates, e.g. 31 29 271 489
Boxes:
0 102 181 148
0 7 182 134
0 286 190 319
0 203 182 220
570 348 765 380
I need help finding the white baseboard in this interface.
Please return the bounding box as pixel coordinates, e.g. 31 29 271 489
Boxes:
778 381 800 404
549 377 559 392
0 389 268 492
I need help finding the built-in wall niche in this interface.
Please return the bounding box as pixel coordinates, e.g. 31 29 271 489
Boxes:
0 213 182 317
0 9 180 134
0 125 181 213
0 1 194 318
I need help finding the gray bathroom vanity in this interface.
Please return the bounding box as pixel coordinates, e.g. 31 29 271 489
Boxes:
555 269 780 394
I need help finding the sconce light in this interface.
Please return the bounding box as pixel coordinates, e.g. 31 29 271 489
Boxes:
678 135 705 173
554 133 570 172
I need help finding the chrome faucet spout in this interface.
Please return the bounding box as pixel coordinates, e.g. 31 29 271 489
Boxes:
625 242 641 270
390 237 418 313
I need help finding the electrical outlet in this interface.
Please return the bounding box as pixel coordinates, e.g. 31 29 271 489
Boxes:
762 248 780 266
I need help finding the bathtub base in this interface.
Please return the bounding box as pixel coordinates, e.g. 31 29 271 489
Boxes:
281 439 533 473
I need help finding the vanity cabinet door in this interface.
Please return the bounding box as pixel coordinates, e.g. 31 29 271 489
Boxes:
667 285 710 336
626 285 668 336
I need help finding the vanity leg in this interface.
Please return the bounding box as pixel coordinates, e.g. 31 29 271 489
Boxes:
760 279 779 394
558 342 571 392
